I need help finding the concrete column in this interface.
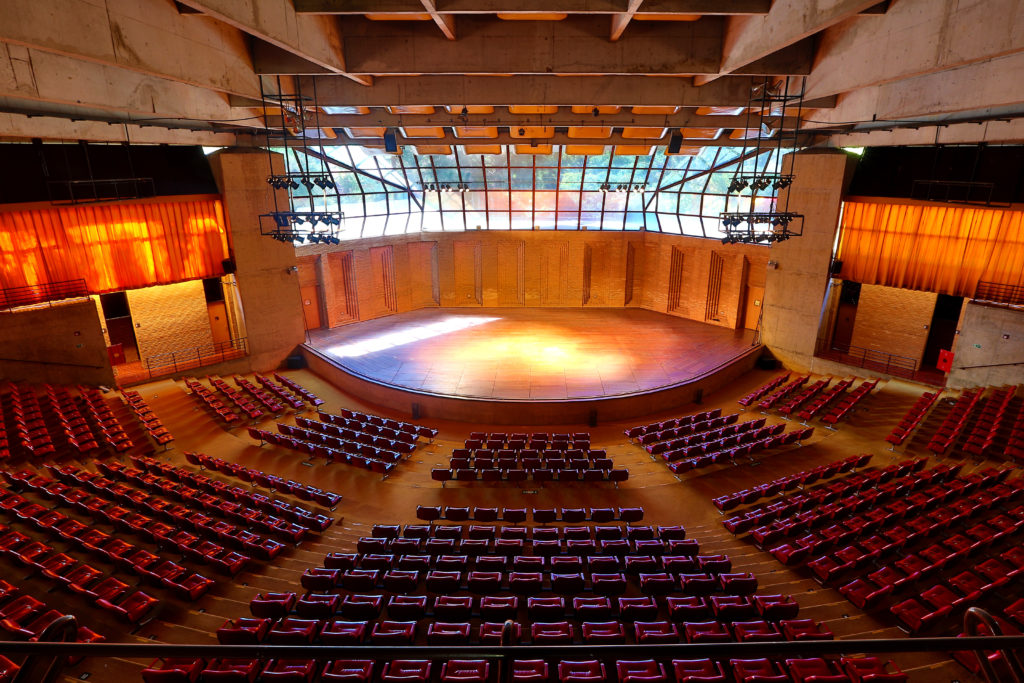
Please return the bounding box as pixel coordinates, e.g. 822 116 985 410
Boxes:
761 150 856 369
207 149 305 371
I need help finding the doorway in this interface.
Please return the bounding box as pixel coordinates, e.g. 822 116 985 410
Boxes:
832 281 861 349
922 294 963 369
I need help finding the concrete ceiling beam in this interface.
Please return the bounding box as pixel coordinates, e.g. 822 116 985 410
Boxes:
0 0 261 98
0 111 239 145
421 0 458 39
272 130 811 147
826 117 1024 148
266 111 800 128
0 44 264 128
806 0 1024 99
293 0 772 15
694 0 882 85
174 0 373 85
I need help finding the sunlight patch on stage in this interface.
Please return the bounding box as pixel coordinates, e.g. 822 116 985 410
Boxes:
326 315 499 357
455 332 629 378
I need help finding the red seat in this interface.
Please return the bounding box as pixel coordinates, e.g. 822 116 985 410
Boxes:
581 620 625 644
200 658 260 683
480 595 518 620
267 618 319 645
531 621 574 644
381 661 431 683
434 596 473 620
732 620 782 642
387 595 428 620
320 620 367 645
618 597 659 620
322 660 374 682
558 660 606 683
730 659 789 683
785 658 849 683
511 660 548 683
216 618 270 644
780 619 834 640
633 621 678 644
428 621 472 644
96 590 158 623
615 660 666 683
260 659 315 682
442 660 490 683
684 621 731 643
371 620 416 644
141 657 204 683
250 593 296 619
671 659 725 683
573 597 612 619
753 594 800 620
478 621 522 644
839 656 908 683
528 597 566 621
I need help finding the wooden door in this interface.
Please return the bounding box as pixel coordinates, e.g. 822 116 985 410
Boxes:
207 301 231 344
300 285 322 330
743 286 764 330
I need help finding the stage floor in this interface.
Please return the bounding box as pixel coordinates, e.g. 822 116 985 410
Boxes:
307 308 757 401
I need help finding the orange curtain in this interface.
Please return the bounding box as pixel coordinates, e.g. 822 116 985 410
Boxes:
836 200 1024 297
0 197 230 294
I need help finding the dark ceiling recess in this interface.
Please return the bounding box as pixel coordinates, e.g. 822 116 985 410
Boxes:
0 143 219 205
847 145 1024 205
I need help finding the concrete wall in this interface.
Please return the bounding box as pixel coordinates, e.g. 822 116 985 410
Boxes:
296 230 770 330
948 302 1024 388
849 284 936 364
0 300 114 385
207 149 305 373
761 150 857 370
127 280 214 360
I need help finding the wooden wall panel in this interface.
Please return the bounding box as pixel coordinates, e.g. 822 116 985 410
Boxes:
453 241 482 305
625 241 636 306
497 240 525 306
705 251 724 322
667 247 684 313
540 241 570 305
322 250 358 326
370 245 398 314
406 241 440 308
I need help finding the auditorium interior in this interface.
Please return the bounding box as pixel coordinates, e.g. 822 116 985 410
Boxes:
2 1 1024 682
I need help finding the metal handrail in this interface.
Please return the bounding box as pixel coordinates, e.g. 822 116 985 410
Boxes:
144 337 248 373
0 278 89 311
976 280 1024 306
964 607 1024 683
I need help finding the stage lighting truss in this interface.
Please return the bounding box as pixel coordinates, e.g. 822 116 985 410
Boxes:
259 211 345 245
423 182 470 192
726 173 794 195
599 183 647 193
719 212 803 244
266 172 336 191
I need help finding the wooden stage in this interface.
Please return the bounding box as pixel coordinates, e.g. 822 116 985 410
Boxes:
304 308 761 424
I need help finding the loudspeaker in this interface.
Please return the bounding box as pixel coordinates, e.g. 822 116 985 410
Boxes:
830 259 844 275
221 258 236 274
285 354 307 369
757 356 780 370
694 388 703 405
588 410 598 427
667 133 683 155
412 403 421 420
384 129 399 153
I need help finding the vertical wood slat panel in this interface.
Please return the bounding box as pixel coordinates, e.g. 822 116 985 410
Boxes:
370 245 398 313
582 244 593 306
498 240 525 305
667 246 684 312
705 250 724 322
625 242 636 305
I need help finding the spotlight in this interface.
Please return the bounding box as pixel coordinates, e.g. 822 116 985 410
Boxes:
273 213 290 228
307 234 320 244
300 175 315 190
293 234 305 244
289 179 300 190
518 128 525 136
592 107 599 117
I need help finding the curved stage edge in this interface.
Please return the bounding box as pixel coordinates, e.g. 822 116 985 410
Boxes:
299 343 764 426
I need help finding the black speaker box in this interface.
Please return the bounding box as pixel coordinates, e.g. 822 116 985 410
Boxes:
221 258 236 274
285 354 307 369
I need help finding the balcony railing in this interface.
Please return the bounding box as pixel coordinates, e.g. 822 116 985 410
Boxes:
113 338 248 385
0 279 89 312
976 280 1024 307
817 340 917 377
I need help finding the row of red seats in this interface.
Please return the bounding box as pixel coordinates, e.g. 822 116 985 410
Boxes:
255 373 305 409
795 378 852 421
120 389 173 447
885 389 940 446
758 375 810 410
79 386 134 453
638 414 739 448
182 377 240 424
1009 409 1024 463
93 460 319 543
141 655 907 683
821 379 879 425
0 579 104 649
432 467 628 486
240 590 798 627
233 375 286 414
47 384 101 455
415 505 644 525
647 415 751 455
666 427 814 475
273 372 325 406
713 455 870 513
36 466 253 575
296 416 418 453
209 376 265 420
4 382 55 457
661 422 784 462
775 377 832 417
725 458 935 536
448 457 616 471
351 538 696 562
327 406 435 438
279 423 408 460
738 373 790 406
963 387 1018 457
0 522 159 623
926 388 982 454
468 430 590 445
369 520 677 543
303 414 419 448
624 408 722 440
183 452 342 509
451 448 608 463
124 456 332 531
252 427 399 475
463 438 591 452
0 482 214 602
